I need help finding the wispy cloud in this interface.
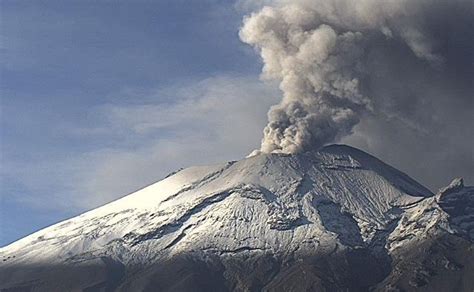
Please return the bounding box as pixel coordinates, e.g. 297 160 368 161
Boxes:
3 75 278 211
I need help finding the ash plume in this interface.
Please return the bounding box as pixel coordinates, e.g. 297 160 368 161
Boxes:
240 0 471 155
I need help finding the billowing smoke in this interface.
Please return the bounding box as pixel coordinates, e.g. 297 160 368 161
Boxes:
239 0 468 154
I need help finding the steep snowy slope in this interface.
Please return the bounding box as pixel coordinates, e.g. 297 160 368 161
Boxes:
375 178 474 291
0 144 471 291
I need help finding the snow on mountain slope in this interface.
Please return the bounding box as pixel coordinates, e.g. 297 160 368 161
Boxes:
1 145 431 265
387 178 474 252
4 144 473 292
374 178 474 292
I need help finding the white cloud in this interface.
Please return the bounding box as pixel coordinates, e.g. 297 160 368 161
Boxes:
5 75 279 211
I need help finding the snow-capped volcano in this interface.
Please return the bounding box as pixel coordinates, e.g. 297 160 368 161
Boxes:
1 145 472 291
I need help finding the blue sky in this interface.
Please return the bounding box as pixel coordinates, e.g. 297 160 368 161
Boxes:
0 0 278 246
1 0 473 247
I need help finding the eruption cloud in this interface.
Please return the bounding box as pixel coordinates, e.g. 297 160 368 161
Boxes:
239 0 453 154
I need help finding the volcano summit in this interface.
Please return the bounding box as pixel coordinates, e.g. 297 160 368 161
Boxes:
1 145 473 291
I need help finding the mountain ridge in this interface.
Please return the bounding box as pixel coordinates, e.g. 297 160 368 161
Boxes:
1 144 472 292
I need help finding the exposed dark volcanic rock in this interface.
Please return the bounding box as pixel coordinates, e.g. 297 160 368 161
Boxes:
1 145 472 291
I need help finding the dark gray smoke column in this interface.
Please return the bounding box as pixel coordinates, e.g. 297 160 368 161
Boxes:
239 0 473 162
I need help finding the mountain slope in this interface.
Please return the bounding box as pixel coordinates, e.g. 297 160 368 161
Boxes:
1 144 471 292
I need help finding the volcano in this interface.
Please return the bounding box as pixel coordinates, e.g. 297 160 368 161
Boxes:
1 144 473 291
